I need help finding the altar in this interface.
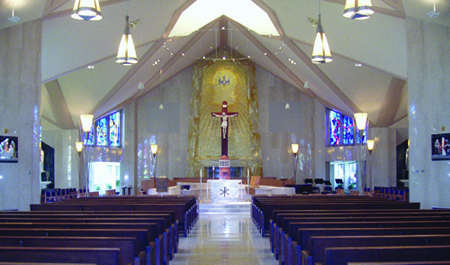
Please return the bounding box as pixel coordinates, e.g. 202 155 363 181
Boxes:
207 179 242 202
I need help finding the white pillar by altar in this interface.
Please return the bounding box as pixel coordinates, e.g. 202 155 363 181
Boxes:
208 179 242 203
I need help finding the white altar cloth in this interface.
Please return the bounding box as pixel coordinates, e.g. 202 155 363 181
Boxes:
254 185 296 195
207 179 242 202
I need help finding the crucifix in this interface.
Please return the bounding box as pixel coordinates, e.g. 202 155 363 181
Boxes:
211 101 238 156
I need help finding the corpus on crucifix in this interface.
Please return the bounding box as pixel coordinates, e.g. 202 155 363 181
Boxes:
211 101 238 156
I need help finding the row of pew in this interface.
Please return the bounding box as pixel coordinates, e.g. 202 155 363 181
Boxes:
0 195 198 265
252 194 450 265
41 188 78 203
371 186 409 201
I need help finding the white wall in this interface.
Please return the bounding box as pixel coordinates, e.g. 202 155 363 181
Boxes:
407 17 450 209
0 20 42 210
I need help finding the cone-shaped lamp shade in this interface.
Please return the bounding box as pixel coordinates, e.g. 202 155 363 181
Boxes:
116 16 138 66
291 144 299 154
343 0 374 20
76 141 83 152
151 144 158 155
367 139 375 151
311 16 332 64
80 114 94 132
71 0 102 21
354 113 368 130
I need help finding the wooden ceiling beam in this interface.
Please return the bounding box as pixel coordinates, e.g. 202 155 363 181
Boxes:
163 0 196 39
283 38 361 114
132 19 219 101
252 0 286 36
380 0 405 14
375 77 406 127
43 0 70 18
44 80 76 129
229 19 314 98
90 38 166 115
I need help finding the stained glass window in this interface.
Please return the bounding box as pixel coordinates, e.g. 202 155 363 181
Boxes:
96 117 108 146
356 126 367 144
83 126 95 146
329 110 341 146
342 115 355 145
109 111 121 147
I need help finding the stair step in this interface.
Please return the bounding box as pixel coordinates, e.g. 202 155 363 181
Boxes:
199 202 251 213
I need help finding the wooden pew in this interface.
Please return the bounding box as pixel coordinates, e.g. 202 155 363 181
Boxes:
0 236 138 265
293 227 450 265
0 263 96 265
321 245 450 265
0 228 153 265
252 197 420 236
30 202 193 237
276 214 450 263
350 261 450 265
0 246 122 265
0 211 178 257
304 234 450 265
273 210 450 252
0 211 179 259
284 220 450 265
0 216 174 262
0 223 162 265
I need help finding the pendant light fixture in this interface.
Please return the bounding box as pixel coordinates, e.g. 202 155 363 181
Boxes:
116 1 138 66
343 0 374 20
71 0 102 21
311 0 332 64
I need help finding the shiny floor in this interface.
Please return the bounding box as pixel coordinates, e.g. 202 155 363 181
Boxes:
171 210 277 265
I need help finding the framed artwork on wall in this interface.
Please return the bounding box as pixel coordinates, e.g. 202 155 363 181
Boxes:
0 136 18 163
431 133 450 160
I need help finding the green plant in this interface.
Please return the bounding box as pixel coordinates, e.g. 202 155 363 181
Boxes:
348 182 356 190
106 184 112 189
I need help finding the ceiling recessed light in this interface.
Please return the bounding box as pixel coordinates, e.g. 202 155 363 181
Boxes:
87 65 94 69
354 63 362 67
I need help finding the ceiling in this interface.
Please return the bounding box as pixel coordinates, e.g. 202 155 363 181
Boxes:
1 0 449 131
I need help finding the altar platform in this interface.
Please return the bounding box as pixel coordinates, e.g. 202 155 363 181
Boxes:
146 180 296 204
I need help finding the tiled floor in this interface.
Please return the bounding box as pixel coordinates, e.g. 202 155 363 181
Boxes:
171 208 278 265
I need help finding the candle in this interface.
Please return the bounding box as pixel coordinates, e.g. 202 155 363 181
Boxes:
200 169 202 178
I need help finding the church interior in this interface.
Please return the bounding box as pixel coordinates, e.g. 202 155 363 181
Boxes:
1 0 450 264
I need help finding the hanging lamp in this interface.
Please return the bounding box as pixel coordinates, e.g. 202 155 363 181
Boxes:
311 0 332 64
71 0 102 21
116 15 138 65
343 0 374 20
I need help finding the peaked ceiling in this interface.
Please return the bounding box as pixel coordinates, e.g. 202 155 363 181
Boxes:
1 0 449 131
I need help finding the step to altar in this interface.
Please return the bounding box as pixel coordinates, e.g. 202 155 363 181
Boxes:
199 201 251 214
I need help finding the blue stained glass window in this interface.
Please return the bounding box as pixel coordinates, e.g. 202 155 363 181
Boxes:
342 115 355 145
356 126 367 144
329 110 341 146
83 126 95 146
109 111 121 147
96 117 108 146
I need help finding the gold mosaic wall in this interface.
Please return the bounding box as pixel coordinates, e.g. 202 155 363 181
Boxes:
187 53 262 177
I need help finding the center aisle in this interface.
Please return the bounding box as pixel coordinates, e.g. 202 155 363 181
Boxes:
171 202 277 265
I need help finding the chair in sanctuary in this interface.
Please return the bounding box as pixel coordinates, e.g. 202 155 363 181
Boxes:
249 176 261 188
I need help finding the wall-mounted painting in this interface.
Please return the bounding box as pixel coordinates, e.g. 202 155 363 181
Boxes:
432 133 450 161
0 136 18 163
